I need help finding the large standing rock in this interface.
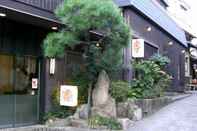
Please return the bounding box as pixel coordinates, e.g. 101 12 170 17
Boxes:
91 70 116 118
91 97 116 118
92 70 110 106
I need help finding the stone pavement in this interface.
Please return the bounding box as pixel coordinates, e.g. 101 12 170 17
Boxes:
0 126 110 131
128 93 197 131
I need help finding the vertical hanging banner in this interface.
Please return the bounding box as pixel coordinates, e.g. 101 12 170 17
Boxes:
60 85 78 107
49 58 56 75
132 39 144 58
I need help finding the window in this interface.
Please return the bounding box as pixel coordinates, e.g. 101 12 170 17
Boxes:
156 0 169 9
144 42 158 59
0 54 38 95
180 4 188 11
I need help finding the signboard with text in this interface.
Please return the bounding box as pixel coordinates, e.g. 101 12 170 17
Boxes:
132 39 144 58
60 85 78 107
32 78 38 89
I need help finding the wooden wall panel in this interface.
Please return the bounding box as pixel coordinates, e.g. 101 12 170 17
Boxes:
124 8 186 92
14 0 63 12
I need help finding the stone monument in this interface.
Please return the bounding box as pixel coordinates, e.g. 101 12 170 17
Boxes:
91 70 116 118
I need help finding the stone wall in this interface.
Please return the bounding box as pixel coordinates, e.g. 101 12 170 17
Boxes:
116 97 172 119
134 97 171 117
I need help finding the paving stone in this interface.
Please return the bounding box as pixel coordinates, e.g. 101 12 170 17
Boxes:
128 94 197 131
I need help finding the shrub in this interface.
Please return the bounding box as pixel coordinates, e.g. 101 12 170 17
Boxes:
51 86 60 107
127 86 143 99
130 59 171 99
110 54 171 100
110 81 130 102
88 115 122 130
42 110 74 122
150 53 170 68
71 72 89 105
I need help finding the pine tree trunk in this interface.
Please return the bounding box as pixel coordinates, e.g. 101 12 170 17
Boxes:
87 82 93 119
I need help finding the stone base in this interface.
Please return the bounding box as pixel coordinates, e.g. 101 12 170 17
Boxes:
70 119 88 128
116 100 142 121
73 104 89 120
118 118 134 130
91 97 116 118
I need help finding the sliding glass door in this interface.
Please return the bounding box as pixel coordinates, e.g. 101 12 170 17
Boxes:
0 54 40 128
0 55 14 128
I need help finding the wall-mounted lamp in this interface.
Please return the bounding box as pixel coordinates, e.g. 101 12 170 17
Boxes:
163 41 174 55
0 13 6 17
146 26 152 32
51 26 58 30
49 58 56 75
168 41 173 46
96 43 100 47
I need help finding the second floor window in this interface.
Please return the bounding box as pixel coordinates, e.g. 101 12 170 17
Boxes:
156 0 169 9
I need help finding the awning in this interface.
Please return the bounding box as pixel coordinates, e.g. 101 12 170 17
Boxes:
0 0 61 29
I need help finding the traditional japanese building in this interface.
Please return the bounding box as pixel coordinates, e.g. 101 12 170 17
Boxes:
0 0 63 128
115 0 188 91
0 0 189 128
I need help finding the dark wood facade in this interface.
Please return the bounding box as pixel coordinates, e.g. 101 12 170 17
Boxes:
44 51 84 111
0 18 45 56
123 7 186 92
14 0 63 12
0 0 63 29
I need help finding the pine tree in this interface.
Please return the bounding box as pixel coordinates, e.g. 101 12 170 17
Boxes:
43 0 131 82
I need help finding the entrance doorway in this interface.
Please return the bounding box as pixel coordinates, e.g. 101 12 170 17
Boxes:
0 54 40 128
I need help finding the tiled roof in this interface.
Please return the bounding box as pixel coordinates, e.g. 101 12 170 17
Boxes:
114 0 187 47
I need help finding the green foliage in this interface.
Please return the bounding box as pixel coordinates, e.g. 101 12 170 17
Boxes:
43 0 131 82
110 81 130 102
127 87 143 99
108 54 172 101
51 86 60 107
88 115 122 130
43 32 77 57
71 72 90 104
150 53 170 68
109 54 171 101
42 109 74 122
130 59 172 99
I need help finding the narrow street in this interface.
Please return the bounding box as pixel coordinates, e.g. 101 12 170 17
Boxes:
128 93 197 131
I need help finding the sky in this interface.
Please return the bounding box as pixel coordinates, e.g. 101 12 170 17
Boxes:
185 0 197 36
168 0 197 37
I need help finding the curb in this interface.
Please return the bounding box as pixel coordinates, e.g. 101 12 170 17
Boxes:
169 93 192 103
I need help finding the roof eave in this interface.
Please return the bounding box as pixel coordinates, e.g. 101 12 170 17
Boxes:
114 0 187 47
